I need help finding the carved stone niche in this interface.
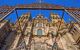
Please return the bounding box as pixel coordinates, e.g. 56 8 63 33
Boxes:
48 31 57 38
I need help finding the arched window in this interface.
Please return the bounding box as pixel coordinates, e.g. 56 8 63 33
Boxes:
36 23 43 27
37 29 43 35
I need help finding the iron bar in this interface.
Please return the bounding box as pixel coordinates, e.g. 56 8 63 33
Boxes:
15 8 64 10
0 8 15 22
65 9 80 25
15 9 22 33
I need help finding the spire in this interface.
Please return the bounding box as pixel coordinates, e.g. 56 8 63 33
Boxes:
36 0 43 4
36 0 43 16
39 0 42 4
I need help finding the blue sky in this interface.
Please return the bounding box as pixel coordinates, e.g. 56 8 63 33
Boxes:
0 0 80 23
0 0 80 8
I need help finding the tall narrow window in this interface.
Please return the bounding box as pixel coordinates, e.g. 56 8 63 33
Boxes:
37 29 43 35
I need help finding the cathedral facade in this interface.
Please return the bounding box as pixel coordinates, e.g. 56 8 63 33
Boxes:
0 12 80 50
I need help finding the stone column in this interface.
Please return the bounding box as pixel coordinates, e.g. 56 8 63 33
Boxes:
9 33 21 50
